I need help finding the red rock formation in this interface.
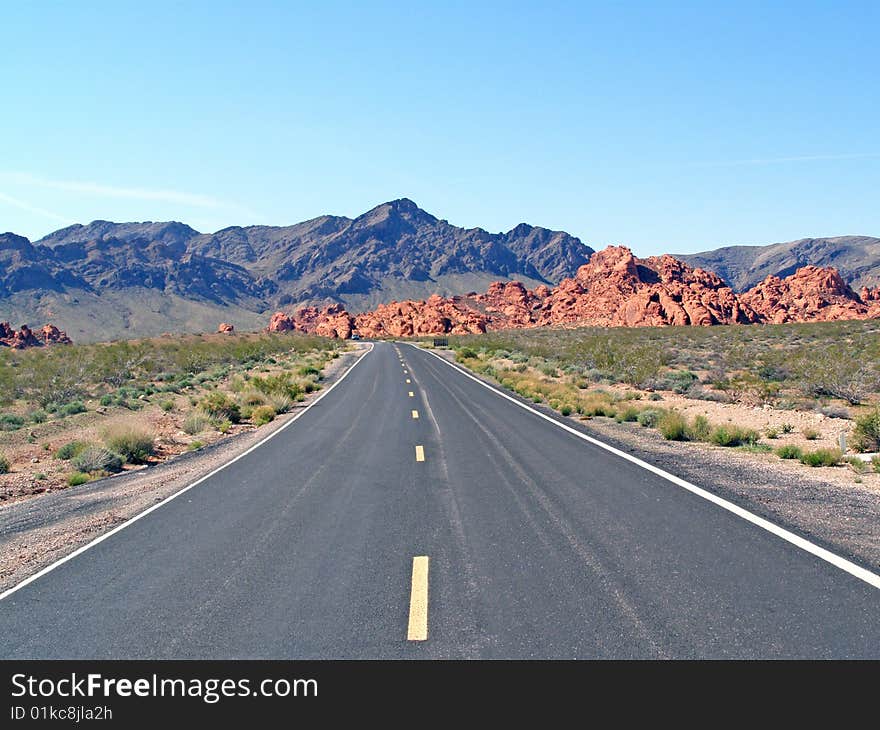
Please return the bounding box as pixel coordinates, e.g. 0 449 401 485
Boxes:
267 304 354 339
0 322 72 348
264 246 880 338
740 266 871 323
217 322 235 334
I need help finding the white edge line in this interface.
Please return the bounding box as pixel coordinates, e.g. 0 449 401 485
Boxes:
0 343 375 602
414 344 880 591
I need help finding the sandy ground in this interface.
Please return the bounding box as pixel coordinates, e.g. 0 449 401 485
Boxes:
0 345 369 593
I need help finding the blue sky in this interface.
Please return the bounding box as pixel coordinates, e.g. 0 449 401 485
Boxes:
1 1 877 255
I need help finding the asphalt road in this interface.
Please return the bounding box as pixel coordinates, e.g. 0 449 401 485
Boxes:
1 342 878 658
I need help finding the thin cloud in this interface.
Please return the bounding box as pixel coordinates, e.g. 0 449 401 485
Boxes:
0 171 224 209
692 152 880 168
0 191 72 224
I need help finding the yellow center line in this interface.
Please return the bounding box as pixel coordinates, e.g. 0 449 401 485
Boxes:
406 378 411 383
412 410 419 419
407 556 429 641
415 445 425 461
408 391 414 397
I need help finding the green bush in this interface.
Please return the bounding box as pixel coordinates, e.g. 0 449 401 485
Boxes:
872 456 880 473
216 419 232 434
456 348 478 360
160 400 175 412
73 446 124 474
710 426 759 447
0 413 25 431
187 440 204 451
559 405 573 417
776 444 803 459
614 406 640 423
781 422 794 434
55 440 90 460
31 410 48 424
297 365 321 377
687 415 712 442
658 411 688 441
67 472 90 486
852 409 880 452
251 405 276 426
764 427 779 439
265 393 292 414
637 409 661 428
0 453 9 474
99 394 113 406
104 427 155 463
799 448 842 467
183 412 209 435
58 401 87 417
801 427 820 441
199 392 241 423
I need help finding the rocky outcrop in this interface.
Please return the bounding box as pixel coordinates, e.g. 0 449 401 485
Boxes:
266 246 880 338
740 266 872 323
217 323 235 333
0 322 72 348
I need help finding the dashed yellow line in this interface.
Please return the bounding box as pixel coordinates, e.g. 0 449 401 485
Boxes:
407 556 429 641
408 391 414 397
412 410 419 419
406 378 411 384
415 445 425 461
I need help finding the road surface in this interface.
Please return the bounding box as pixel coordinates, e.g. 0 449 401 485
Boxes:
1 342 878 658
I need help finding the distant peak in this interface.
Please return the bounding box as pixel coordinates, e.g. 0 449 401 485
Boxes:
357 198 438 225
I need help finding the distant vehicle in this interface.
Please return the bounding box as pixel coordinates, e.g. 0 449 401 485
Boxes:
351 333 361 340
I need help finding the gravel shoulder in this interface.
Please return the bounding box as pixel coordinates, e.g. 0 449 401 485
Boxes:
429 347 880 573
0 344 369 593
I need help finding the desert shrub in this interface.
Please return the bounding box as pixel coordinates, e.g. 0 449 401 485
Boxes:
58 401 86 417
67 472 90 486
710 426 759 447
55 440 90 460
251 405 276 425
99 394 113 406
844 456 869 474
799 448 842 467
660 370 698 394
187 441 204 451
199 392 241 423
249 373 302 399
31 410 48 423
265 393 293 414
637 409 662 428
160 400 175 412
239 390 268 408
183 412 209 435
793 346 879 405
764 427 779 439
776 444 803 459
658 411 688 441
0 454 9 474
872 456 880 473
781 422 794 434
802 427 820 441
73 446 124 474
456 348 478 360
297 365 321 377
0 413 25 431
216 419 232 434
852 409 880 452
738 443 773 453
615 406 640 423
104 427 155 463
687 415 712 442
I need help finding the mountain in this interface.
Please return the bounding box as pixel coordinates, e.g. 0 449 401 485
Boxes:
267 246 880 338
185 198 594 310
677 236 880 292
0 199 594 341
